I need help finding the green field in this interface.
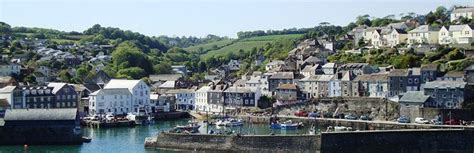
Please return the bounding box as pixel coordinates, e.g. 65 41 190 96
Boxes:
193 34 302 59
184 39 233 52
200 40 271 59
240 34 303 41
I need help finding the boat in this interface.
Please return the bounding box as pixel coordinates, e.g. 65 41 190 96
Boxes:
308 125 316 135
173 122 200 133
334 126 352 132
215 118 243 127
105 113 115 121
271 120 303 130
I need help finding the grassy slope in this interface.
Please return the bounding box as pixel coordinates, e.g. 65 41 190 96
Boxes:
197 34 303 59
184 40 233 52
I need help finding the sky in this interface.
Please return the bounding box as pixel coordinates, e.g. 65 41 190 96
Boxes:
0 0 473 38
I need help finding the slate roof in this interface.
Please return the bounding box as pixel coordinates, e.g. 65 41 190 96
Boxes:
4 108 77 121
339 63 368 69
104 79 143 91
318 74 334 82
399 91 430 104
354 73 389 81
424 81 466 89
393 28 407 34
421 64 439 71
301 64 320 72
408 25 440 33
446 25 465 32
444 71 464 78
91 88 131 96
277 84 297 90
304 56 323 64
322 63 336 68
149 74 183 82
388 69 408 77
270 72 294 79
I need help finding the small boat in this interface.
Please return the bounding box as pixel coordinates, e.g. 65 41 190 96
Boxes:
271 120 303 130
334 126 352 132
173 122 200 133
308 125 316 135
223 119 243 127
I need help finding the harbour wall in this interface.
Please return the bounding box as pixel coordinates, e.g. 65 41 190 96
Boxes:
147 132 319 152
239 115 474 130
320 129 474 153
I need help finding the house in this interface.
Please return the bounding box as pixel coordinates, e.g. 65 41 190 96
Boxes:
84 70 111 85
450 7 474 22
157 91 177 112
17 86 55 109
420 64 440 84
438 71 464 81
322 63 336 75
299 75 320 99
387 29 408 47
0 61 21 76
399 91 430 118
195 86 211 112
350 25 368 47
37 66 51 77
465 64 474 85
316 74 334 97
303 56 326 66
388 69 408 97
406 68 421 91
89 88 132 115
0 76 17 88
407 25 440 44
301 64 322 77
227 60 241 71
103 79 151 114
386 22 408 30
32 72 48 85
265 60 285 72
328 72 348 97
268 72 294 94
48 82 79 109
353 73 389 98
458 24 474 44
423 80 466 109
207 83 228 113
438 25 464 44
224 86 260 110
274 84 299 106
174 89 195 110
337 63 377 75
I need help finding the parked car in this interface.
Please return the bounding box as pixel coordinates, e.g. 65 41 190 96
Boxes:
414 117 429 124
308 112 319 118
344 114 358 120
444 119 460 125
397 116 410 123
430 119 443 125
359 115 372 121
294 110 308 117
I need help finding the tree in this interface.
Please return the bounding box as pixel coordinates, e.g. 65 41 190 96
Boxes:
154 62 173 74
117 67 146 79
24 75 36 84
112 41 154 74
446 49 465 60
58 70 72 82
356 14 371 26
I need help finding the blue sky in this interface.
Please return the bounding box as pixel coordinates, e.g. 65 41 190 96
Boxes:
0 0 472 38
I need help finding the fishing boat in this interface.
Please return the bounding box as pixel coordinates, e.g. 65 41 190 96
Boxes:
173 121 200 133
271 120 303 130
215 118 243 127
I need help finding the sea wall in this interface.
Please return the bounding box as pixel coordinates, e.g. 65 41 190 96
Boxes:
148 132 319 152
320 129 474 153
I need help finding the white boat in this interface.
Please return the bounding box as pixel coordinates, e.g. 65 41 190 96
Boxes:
223 119 243 127
105 113 115 121
215 119 226 126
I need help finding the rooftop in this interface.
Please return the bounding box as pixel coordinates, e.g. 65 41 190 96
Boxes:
4 108 77 121
399 91 430 104
277 84 297 90
444 71 464 78
421 64 439 71
424 80 466 89
270 72 294 79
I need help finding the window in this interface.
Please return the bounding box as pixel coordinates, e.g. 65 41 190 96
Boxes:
465 31 470 35
408 78 413 84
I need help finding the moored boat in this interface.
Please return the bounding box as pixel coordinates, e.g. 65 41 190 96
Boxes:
270 120 303 130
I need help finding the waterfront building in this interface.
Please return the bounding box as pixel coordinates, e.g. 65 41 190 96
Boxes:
299 75 320 99
103 79 150 113
268 72 294 95
195 86 210 112
207 83 228 113
423 80 466 108
174 89 195 110
316 74 333 97
274 84 299 106
224 86 260 110
399 91 430 118
89 88 132 115
48 82 79 109
353 73 389 98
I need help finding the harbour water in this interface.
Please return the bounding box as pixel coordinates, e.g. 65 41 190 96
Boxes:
0 118 313 153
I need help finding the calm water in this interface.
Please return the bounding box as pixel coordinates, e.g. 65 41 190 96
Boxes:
0 118 313 153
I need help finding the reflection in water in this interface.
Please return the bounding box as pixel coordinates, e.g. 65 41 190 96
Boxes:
0 118 316 153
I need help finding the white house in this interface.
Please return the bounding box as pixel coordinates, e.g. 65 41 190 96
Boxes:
195 86 210 112
387 29 408 47
438 25 464 44
408 25 440 44
175 89 195 110
458 24 474 44
89 88 132 115
450 7 474 22
103 79 151 114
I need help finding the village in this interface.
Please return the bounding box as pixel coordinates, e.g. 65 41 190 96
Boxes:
0 4 474 153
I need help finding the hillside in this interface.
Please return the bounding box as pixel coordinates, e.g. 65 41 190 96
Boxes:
186 34 303 59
